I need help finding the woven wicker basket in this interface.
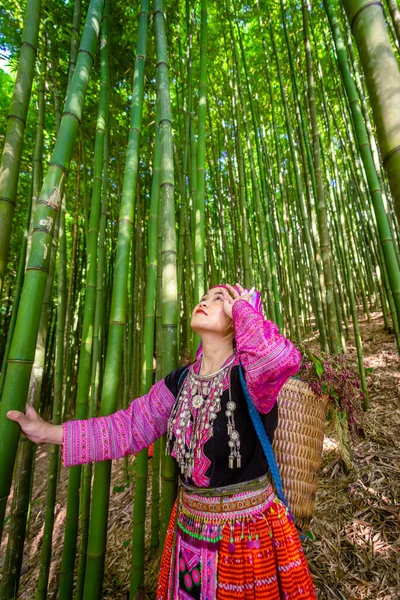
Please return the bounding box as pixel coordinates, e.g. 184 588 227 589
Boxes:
273 377 328 531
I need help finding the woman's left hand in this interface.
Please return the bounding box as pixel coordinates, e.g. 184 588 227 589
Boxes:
221 283 255 318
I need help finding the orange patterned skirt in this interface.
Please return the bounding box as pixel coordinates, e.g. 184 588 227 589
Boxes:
156 476 316 599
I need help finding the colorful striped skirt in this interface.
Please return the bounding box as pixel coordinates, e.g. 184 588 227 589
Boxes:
156 475 316 599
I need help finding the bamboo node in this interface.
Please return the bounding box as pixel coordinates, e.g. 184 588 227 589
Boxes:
38 185 63 212
20 40 37 53
32 226 52 235
62 110 82 126
155 60 169 70
382 144 400 166
7 114 26 125
160 182 174 190
78 47 95 64
26 265 49 274
7 359 34 364
349 1 383 31
158 118 172 128
0 196 16 206
48 162 69 178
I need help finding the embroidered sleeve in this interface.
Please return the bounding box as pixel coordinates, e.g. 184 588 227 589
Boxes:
60 378 176 467
232 299 302 414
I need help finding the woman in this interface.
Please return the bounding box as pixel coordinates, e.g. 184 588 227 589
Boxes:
8 283 316 599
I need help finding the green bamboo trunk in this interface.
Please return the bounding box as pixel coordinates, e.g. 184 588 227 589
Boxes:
280 2 329 332
230 68 251 289
81 3 149 597
343 15 398 256
68 0 82 83
59 8 111 598
129 106 161 599
175 143 188 352
177 2 194 353
226 8 276 319
36 200 66 599
150 215 164 557
342 0 400 225
194 0 207 301
0 0 104 550
0 209 59 599
63 156 81 415
385 0 400 43
256 3 302 337
0 44 45 399
302 0 339 353
154 0 179 547
324 0 400 332
72 5 110 598
46 30 62 132
207 110 232 283
192 0 207 356
0 0 42 296
0 46 46 596
268 18 328 350
337 181 369 407
235 18 282 326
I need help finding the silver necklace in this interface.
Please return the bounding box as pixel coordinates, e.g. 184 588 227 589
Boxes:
190 354 235 409
166 354 241 477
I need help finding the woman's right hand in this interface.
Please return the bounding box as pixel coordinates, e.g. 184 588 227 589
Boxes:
7 405 63 445
221 283 255 318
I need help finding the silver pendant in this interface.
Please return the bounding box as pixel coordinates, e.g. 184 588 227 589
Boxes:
192 394 205 408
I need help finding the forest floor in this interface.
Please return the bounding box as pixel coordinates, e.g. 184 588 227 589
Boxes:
1 312 399 600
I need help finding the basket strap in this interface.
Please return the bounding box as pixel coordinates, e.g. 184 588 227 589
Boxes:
177 367 189 388
238 362 289 509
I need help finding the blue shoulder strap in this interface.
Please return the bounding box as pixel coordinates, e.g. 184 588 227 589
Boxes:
239 365 307 536
178 367 189 388
238 362 289 509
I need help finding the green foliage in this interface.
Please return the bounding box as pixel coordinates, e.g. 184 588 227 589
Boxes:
112 485 127 493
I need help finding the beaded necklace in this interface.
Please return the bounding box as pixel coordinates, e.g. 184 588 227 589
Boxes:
166 354 242 478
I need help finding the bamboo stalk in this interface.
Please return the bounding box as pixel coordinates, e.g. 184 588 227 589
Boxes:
81 3 149 596
0 0 104 541
153 0 178 547
342 0 400 225
0 0 42 296
325 0 400 338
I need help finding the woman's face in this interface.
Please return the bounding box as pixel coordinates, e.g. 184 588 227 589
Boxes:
191 287 233 337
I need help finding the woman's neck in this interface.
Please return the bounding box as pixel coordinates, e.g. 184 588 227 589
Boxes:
198 335 234 376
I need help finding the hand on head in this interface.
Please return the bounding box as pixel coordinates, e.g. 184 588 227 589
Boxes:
221 283 256 318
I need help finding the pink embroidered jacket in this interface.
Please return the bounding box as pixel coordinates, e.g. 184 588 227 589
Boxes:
61 299 302 468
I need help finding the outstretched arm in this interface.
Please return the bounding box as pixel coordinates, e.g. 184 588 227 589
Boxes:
7 377 177 468
61 378 175 466
232 298 302 414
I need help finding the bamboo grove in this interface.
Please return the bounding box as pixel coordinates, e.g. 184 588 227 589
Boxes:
0 0 400 597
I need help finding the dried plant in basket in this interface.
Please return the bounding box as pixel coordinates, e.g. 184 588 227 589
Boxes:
296 346 366 469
